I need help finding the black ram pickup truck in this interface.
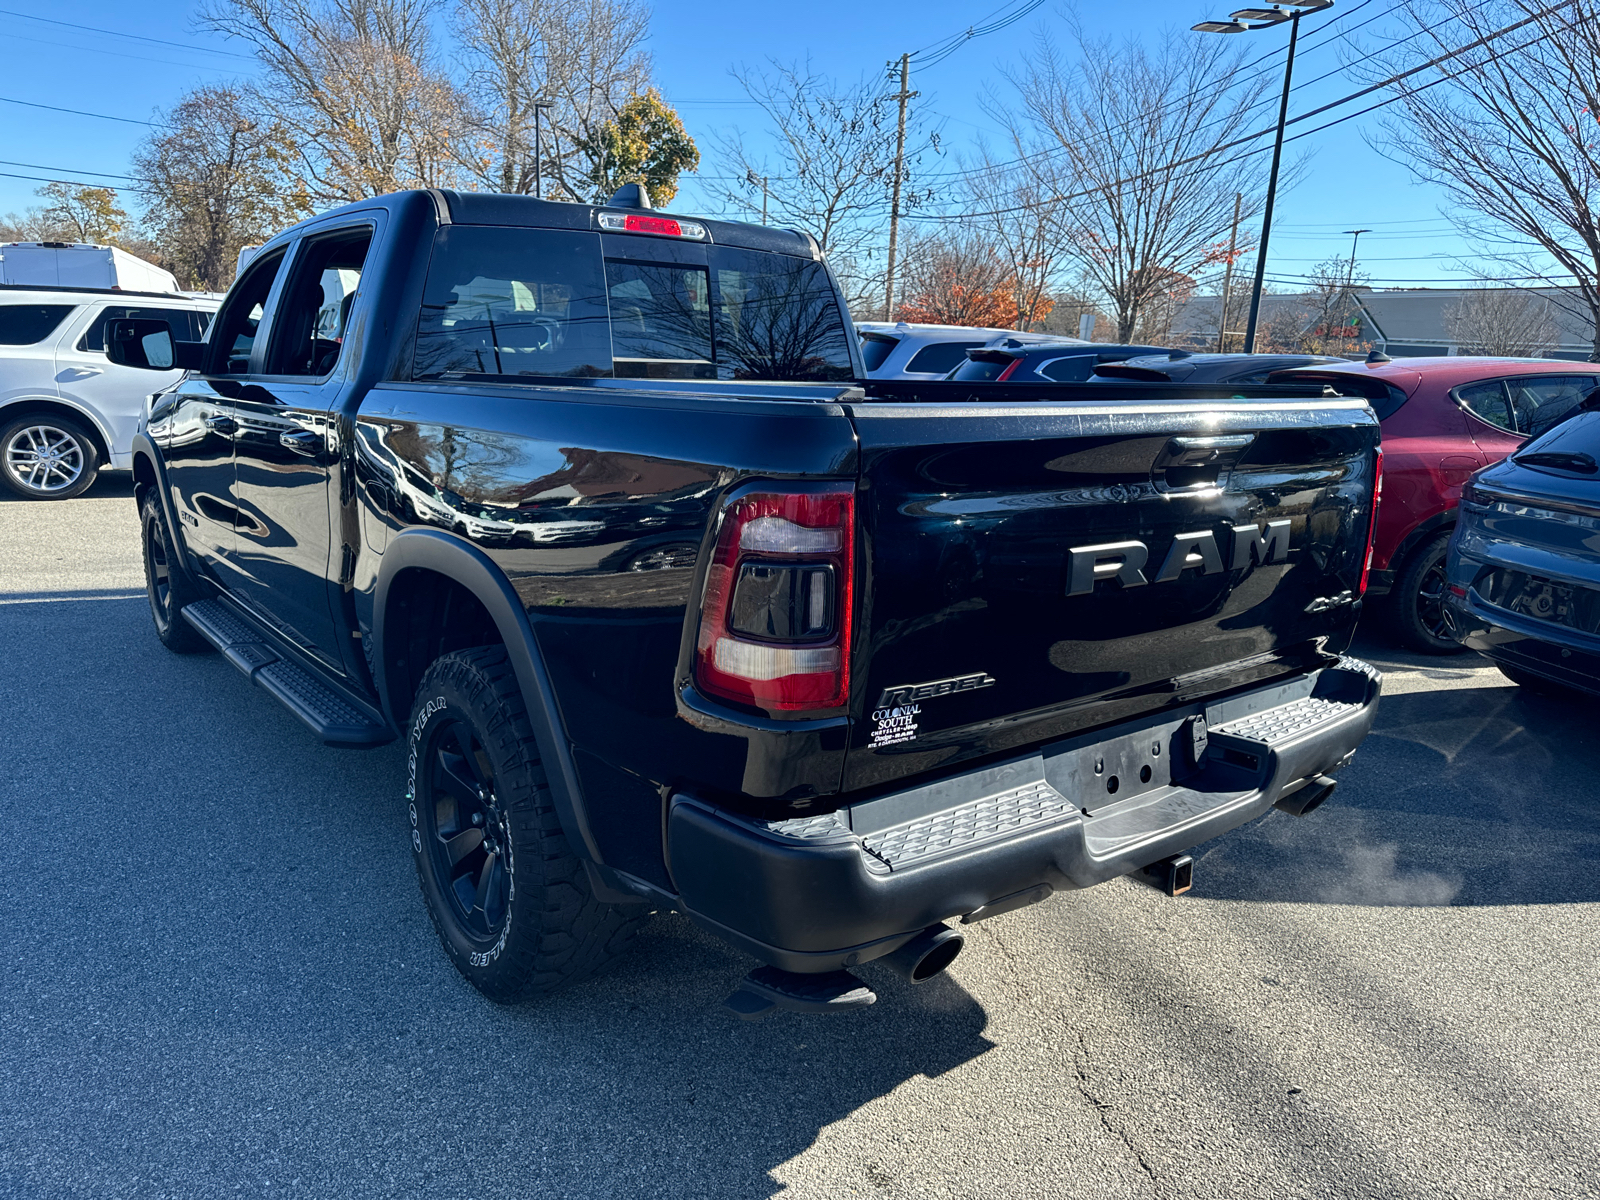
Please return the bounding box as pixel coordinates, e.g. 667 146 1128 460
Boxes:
112 187 1382 1018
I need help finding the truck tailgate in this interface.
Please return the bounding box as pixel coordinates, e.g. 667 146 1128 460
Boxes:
842 392 1379 791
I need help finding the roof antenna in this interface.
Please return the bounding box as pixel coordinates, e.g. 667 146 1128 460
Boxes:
1366 348 1392 364
1168 349 1193 360
606 182 653 210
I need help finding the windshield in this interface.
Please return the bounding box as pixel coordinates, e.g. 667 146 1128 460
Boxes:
948 355 1011 382
414 227 854 384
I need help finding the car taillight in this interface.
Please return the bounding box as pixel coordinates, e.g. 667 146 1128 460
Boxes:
1359 445 1383 597
694 484 854 712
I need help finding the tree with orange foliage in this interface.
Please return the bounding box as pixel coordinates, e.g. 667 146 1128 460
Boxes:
895 231 1054 329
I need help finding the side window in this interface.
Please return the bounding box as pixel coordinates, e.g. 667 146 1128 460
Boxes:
1040 355 1096 382
79 306 204 353
1506 376 1599 438
1457 380 1512 431
905 341 983 375
265 227 373 377
207 249 285 374
413 227 613 380
0 304 76 345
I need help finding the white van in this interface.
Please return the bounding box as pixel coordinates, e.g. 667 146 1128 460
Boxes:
1 286 219 499
0 242 180 294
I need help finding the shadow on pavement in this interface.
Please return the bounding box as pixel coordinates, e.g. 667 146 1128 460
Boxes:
1195 682 1600 907
0 471 136 504
0 592 994 1200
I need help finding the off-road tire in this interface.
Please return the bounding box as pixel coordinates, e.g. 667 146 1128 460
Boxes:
406 645 647 1001
1496 662 1595 702
1390 532 1466 655
0 413 100 500
139 490 210 654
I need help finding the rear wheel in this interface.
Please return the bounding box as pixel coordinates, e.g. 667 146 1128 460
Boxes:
140 490 210 653
407 645 647 1000
1390 533 1465 654
0 415 100 500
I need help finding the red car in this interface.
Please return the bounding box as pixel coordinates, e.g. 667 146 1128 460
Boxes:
1276 357 1600 652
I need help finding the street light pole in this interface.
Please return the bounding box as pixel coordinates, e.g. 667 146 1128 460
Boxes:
1194 1 1332 353
1341 227 1370 355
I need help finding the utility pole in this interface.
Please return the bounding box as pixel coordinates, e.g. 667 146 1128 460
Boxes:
1217 191 1243 353
883 53 916 322
1341 228 1370 356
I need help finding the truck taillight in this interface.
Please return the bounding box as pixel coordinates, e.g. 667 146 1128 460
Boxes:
694 484 854 712
1359 445 1383 597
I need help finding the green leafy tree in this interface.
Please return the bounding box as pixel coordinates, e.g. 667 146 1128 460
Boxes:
35 183 128 244
577 88 699 206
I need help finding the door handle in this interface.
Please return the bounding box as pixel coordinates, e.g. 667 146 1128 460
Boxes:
204 413 237 436
280 430 323 457
66 367 102 378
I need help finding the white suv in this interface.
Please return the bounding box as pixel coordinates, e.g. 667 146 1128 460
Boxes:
0 287 219 499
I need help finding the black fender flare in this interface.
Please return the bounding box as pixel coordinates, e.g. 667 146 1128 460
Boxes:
373 528 603 865
1391 507 1457 576
131 432 200 582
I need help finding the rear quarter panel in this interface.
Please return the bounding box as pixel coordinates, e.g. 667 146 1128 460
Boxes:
354 381 858 886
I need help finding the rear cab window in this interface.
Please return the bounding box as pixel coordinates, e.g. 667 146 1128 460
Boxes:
0 304 76 345
413 227 854 384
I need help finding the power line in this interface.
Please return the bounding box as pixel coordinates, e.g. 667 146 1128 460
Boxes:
0 94 164 128
2 30 247 73
904 0 1574 222
0 7 257 58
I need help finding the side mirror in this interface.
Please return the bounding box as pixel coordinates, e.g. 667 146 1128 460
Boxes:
106 319 204 371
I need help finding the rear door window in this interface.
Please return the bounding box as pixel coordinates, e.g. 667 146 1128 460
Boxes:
905 341 983 375
0 304 75 345
264 226 373 377
79 306 209 352
1457 380 1513 430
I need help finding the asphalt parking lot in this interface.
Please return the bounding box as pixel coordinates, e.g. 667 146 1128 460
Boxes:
3 474 1598 1200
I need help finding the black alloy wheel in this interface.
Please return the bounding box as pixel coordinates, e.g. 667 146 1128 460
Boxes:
139 491 209 653
1392 533 1466 655
419 718 513 942
406 646 648 1000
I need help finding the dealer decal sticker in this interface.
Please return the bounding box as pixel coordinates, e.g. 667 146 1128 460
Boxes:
870 704 920 748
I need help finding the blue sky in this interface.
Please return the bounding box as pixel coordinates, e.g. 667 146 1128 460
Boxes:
0 0 1499 291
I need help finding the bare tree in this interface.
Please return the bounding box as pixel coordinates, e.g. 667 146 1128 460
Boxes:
710 62 923 314
1297 257 1370 355
992 24 1275 341
1445 288 1561 356
1367 0 1600 359
200 0 466 202
451 0 652 198
133 84 309 290
963 152 1061 331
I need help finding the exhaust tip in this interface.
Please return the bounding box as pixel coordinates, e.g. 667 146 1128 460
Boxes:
882 923 965 984
1275 775 1337 818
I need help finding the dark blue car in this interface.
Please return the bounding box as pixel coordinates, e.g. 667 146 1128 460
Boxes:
1445 403 1600 696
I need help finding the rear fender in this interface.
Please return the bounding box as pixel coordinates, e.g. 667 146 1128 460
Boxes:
373 528 603 865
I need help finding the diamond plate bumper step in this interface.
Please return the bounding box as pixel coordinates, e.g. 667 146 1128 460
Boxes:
181 598 392 747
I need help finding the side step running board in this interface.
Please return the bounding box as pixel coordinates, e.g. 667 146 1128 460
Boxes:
182 599 393 748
